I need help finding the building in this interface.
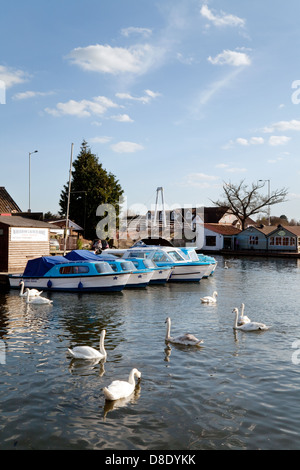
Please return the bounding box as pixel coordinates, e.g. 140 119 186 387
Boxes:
235 224 300 252
200 223 241 251
0 215 59 273
0 186 21 214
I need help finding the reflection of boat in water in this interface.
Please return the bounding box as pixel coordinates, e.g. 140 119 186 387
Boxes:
9 253 131 293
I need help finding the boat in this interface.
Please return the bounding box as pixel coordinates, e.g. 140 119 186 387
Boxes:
122 245 211 282
9 255 131 293
122 256 173 284
180 247 217 277
65 250 153 288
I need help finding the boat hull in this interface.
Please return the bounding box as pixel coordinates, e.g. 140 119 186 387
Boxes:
9 273 131 293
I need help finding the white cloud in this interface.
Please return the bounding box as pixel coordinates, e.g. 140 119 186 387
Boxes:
208 49 251 67
200 4 245 28
116 89 161 103
121 27 152 37
263 119 300 133
110 114 134 122
13 90 55 100
0 65 29 88
67 43 164 76
110 141 144 153
268 135 290 146
235 136 264 146
236 137 249 146
45 96 118 117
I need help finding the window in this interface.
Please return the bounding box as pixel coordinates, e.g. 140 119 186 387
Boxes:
95 262 113 273
206 236 216 247
283 237 289 246
249 236 258 245
59 265 89 274
269 237 274 246
275 237 281 245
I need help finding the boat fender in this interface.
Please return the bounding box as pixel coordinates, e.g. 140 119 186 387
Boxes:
47 280 52 288
78 281 83 289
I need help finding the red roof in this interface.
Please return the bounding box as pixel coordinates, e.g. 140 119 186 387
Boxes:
204 223 241 235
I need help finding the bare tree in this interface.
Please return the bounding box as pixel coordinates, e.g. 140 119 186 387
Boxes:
212 180 288 230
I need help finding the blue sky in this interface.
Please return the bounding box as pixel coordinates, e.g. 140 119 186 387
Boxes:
1 0 300 220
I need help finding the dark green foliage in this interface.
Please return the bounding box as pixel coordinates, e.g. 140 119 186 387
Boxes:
59 140 124 240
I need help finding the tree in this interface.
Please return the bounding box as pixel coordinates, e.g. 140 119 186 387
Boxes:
59 140 124 240
212 180 288 230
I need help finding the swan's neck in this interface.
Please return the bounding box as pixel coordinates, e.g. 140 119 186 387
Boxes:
20 283 24 295
234 310 239 328
166 319 171 339
99 333 106 356
241 304 245 317
128 370 137 385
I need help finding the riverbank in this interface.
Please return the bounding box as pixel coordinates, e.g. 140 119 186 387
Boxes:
200 249 300 258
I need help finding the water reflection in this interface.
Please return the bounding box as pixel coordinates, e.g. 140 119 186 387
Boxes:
1 255 300 449
103 384 142 420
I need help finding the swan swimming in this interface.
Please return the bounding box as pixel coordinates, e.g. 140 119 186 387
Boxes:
25 289 53 304
237 303 251 325
165 317 203 346
68 329 107 360
20 281 42 297
103 368 141 401
200 291 218 303
233 308 269 331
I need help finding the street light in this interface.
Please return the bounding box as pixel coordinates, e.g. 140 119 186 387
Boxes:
28 150 38 212
259 179 271 225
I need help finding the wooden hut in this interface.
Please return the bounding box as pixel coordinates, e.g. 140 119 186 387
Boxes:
0 215 58 273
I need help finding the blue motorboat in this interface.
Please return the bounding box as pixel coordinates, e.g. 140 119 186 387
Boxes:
122 256 172 284
66 250 153 288
180 247 217 277
9 254 131 293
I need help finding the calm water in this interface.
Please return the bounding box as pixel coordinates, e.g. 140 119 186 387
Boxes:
1 255 300 450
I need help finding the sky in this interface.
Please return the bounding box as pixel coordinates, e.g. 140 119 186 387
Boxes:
1 0 300 220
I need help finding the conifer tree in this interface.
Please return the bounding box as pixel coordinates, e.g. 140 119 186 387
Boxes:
59 140 123 240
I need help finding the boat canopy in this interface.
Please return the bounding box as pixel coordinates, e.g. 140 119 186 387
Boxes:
65 250 101 261
23 256 67 277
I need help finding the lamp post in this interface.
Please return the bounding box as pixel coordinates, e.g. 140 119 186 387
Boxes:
28 150 38 212
259 179 271 225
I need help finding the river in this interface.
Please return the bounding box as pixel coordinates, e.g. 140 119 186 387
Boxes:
0 255 300 450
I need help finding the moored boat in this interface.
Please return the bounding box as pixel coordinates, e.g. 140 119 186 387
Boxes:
180 247 217 277
123 245 210 282
9 255 130 293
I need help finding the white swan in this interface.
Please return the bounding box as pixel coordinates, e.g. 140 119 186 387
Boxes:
25 289 53 304
200 291 218 303
165 317 203 346
238 303 251 325
20 281 42 297
68 329 107 360
233 308 269 331
103 368 141 401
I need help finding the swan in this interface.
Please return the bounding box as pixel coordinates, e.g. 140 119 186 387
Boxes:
68 329 107 360
25 289 53 304
20 281 42 297
233 308 269 331
200 291 218 303
224 261 228 269
238 303 251 325
103 368 141 401
165 317 203 346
